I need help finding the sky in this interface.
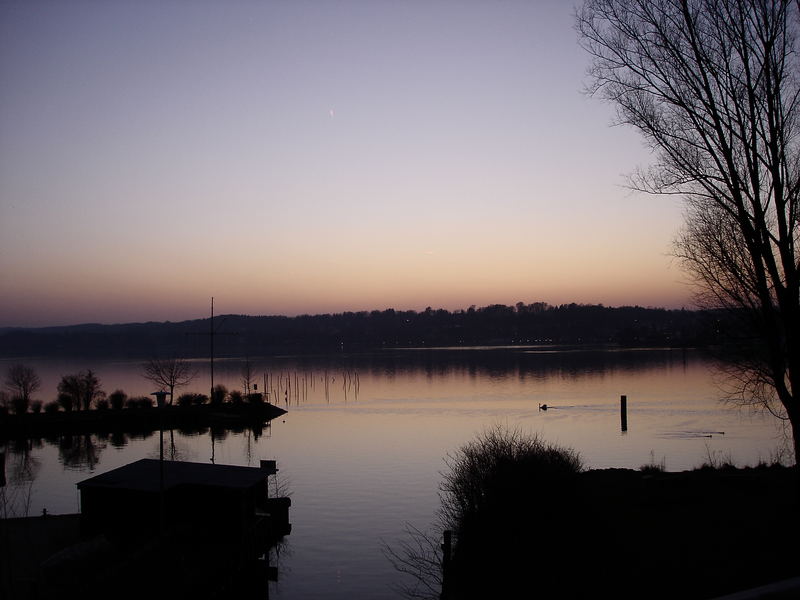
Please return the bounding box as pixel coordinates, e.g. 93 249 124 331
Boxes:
0 0 691 327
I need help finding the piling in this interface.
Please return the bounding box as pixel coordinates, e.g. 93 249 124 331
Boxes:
620 395 628 432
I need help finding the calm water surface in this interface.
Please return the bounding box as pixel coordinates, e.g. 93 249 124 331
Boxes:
1 348 789 599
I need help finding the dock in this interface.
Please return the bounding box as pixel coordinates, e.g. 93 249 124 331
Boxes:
1 459 291 599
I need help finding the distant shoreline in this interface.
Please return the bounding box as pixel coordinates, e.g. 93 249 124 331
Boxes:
0 304 714 359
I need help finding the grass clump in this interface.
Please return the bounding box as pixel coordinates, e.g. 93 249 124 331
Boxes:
640 450 666 474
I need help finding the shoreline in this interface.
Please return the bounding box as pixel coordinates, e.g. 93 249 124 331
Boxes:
448 464 799 599
0 402 287 440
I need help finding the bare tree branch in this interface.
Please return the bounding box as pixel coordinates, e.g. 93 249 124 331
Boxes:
141 357 195 406
578 0 800 462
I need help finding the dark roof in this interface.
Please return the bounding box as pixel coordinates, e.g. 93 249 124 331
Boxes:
77 459 268 493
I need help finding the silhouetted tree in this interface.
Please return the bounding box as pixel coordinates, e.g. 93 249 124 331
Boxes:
4 364 40 406
141 357 195 405
210 384 227 405
108 389 127 410
57 370 104 411
10 396 29 415
57 392 74 412
578 0 800 461
79 370 103 410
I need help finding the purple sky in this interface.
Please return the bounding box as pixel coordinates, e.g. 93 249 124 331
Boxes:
0 1 690 327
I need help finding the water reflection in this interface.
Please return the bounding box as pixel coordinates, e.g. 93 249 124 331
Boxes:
1 423 273 476
1 347 694 404
0 348 788 599
6 439 42 484
58 434 105 470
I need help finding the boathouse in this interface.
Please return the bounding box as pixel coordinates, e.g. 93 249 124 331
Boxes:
77 459 290 547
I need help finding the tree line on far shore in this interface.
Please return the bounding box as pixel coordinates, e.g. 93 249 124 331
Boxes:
0 302 717 358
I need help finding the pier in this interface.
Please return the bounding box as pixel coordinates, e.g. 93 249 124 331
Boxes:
2 459 291 599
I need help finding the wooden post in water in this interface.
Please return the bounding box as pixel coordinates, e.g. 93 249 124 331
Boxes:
620 395 628 432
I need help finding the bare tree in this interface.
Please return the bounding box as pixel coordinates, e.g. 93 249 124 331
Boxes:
241 357 257 398
4 364 41 404
577 0 800 461
382 524 444 600
142 358 195 406
80 370 104 411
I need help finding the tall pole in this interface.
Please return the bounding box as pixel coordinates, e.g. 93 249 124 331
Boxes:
159 404 165 534
210 297 214 399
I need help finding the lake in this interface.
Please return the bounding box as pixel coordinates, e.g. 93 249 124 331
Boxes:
0 347 789 599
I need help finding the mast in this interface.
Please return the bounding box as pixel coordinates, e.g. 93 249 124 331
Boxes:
210 297 214 399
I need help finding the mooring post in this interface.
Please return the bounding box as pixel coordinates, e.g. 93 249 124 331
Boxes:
441 530 452 600
620 394 628 432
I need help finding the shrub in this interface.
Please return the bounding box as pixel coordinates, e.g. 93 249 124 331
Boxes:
127 396 152 409
11 395 29 415
95 398 109 411
30 400 43 414
177 393 195 408
108 389 127 410
640 451 666 474
247 392 264 405
695 446 737 471
440 427 583 600
44 401 61 414
229 390 244 405
176 393 208 407
210 384 227 405
440 426 583 532
57 392 74 412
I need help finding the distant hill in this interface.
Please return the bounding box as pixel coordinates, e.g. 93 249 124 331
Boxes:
0 302 719 358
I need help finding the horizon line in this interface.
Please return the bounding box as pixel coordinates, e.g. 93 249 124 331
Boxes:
1 299 697 330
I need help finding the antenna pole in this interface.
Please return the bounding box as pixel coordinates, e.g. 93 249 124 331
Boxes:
210 297 214 398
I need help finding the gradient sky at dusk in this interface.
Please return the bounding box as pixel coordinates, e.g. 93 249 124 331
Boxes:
0 1 691 327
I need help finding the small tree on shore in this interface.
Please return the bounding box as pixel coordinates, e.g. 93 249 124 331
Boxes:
108 389 127 410
210 384 227 405
10 395 29 415
79 370 103 411
4 364 41 406
241 358 257 398
57 370 105 411
141 357 195 406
